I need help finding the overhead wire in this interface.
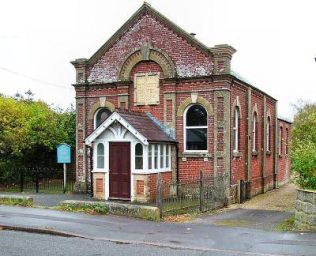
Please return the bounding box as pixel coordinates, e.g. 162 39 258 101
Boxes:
0 66 73 91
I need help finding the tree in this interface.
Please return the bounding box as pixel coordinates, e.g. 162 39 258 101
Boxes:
291 102 316 189
0 94 76 179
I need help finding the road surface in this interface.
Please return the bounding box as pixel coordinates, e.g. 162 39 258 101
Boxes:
0 205 315 256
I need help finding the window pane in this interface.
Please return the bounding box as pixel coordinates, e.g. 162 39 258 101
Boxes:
148 145 152 169
96 108 110 128
154 145 158 169
160 145 164 168
166 145 170 168
135 143 143 169
136 143 143 155
186 105 207 126
186 128 207 150
135 157 143 169
97 144 104 168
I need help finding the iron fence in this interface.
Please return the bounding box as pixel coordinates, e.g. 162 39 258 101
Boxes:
154 171 228 216
0 167 76 193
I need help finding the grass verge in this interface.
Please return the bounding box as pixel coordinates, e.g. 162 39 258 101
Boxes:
56 203 109 215
0 198 33 207
274 215 296 232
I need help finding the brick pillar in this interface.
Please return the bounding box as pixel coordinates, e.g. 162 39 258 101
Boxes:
74 97 88 193
262 96 267 193
214 90 231 203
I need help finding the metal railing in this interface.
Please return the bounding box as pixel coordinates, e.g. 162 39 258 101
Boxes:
0 167 76 193
154 171 228 216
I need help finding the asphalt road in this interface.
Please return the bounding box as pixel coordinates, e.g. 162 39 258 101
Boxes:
0 230 250 256
0 206 316 256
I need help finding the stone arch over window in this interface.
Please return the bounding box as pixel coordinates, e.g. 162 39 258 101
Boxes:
177 95 213 117
232 96 242 118
118 46 176 80
88 100 115 121
184 104 208 151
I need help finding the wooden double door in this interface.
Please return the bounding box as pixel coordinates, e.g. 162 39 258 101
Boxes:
109 142 131 199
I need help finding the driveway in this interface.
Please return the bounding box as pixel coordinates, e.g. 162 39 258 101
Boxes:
191 184 297 231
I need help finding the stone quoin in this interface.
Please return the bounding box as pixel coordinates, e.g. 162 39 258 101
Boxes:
71 3 291 203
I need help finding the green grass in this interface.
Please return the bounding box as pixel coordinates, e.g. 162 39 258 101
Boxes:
56 203 109 215
274 215 296 232
0 198 33 207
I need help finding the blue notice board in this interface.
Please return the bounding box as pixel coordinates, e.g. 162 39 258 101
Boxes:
57 144 71 164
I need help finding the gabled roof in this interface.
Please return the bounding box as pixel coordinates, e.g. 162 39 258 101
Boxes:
87 2 211 66
85 110 176 146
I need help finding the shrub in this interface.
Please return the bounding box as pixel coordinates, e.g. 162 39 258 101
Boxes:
291 102 316 190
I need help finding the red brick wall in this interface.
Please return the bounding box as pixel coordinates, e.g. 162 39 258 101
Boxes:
231 82 247 185
278 120 291 185
250 90 263 183
130 60 163 79
148 172 172 200
87 13 213 83
266 99 276 190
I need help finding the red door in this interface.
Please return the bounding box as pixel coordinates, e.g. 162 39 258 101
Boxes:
109 142 131 199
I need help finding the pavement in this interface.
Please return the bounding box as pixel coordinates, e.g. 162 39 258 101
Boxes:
0 192 94 207
0 205 315 256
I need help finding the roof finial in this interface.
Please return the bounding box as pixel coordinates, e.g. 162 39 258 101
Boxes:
144 1 151 6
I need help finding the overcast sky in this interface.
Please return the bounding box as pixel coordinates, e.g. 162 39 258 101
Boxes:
0 0 315 119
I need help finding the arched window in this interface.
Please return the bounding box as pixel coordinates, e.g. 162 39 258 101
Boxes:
266 117 271 151
94 108 111 128
135 143 143 169
279 126 283 155
96 143 104 169
252 112 257 152
185 105 207 151
233 107 240 152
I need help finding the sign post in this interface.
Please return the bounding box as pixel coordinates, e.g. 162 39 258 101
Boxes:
57 144 71 193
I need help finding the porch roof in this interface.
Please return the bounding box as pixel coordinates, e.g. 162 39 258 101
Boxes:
85 110 176 146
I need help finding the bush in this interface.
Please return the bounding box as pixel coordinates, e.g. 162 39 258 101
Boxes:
291 102 316 190
291 141 316 189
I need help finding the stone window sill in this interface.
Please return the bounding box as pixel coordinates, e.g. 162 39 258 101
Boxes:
252 151 258 157
233 151 242 158
180 152 211 158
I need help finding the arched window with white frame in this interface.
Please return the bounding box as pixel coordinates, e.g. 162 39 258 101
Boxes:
233 106 240 152
266 116 271 151
96 143 105 169
135 143 143 170
279 126 283 155
184 104 207 151
94 108 111 129
252 112 258 152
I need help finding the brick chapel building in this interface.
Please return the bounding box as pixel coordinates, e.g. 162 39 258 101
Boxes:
71 3 291 203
